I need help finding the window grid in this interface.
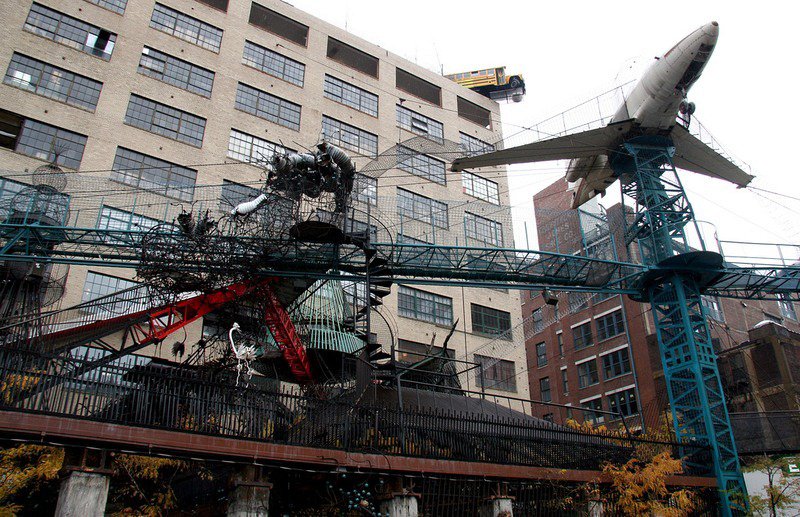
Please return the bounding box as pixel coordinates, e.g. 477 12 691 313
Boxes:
110 147 196 202
582 398 604 424
602 347 632 380
398 286 452 326
475 355 516 392
561 369 569 394
139 47 214 97
532 308 544 333
125 94 206 147
535 342 547 367
465 212 503 247
471 303 511 338
397 147 446 185
150 3 222 52
353 173 377 206
460 132 495 157
557 333 564 356
243 41 305 87
86 0 127 14
577 359 599 388
778 294 797 321
25 3 116 59
16 119 87 169
97 205 162 243
235 83 301 131
220 180 260 213
608 388 638 418
227 129 288 165
539 377 551 402
396 105 443 143
573 321 593 350
596 309 625 341
462 171 499 204
324 75 378 116
82 271 142 315
5 53 103 111
321 116 377 158
397 188 448 229
701 295 725 322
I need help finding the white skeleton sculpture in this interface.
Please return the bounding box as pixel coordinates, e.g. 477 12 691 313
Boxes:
228 322 257 386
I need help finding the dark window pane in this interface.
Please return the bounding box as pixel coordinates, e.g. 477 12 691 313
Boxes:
124 94 206 146
110 147 196 201
25 3 116 59
457 96 492 128
327 37 378 78
243 40 305 87
235 83 301 131
5 53 103 110
139 47 214 97
396 68 441 106
249 2 308 46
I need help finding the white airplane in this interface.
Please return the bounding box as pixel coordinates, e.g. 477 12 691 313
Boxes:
451 22 754 208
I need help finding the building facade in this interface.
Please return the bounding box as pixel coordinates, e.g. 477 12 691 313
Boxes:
0 0 526 398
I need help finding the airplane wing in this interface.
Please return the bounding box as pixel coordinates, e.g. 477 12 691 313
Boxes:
451 121 634 171
671 124 754 187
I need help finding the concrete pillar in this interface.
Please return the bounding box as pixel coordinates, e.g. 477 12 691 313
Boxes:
588 499 604 517
227 465 271 517
379 493 419 517
479 496 514 517
54 471 110 517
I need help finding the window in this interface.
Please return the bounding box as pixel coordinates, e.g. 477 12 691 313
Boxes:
457 96 491 128
561 369 569 394
235 83 301 131
82 271 141 315
778 294 797 321
150 4 222 52
465 212 503 247
353 173 377 206
398 286 452 326
581 397 604 424
0 175 68 223
324 75 378 116
326 37 378 78
196 0 228 11
110 147 196 201
539 377 551 402
220 180 260 213
535 342 547 367
602 347 631 380
459 132 494 157
596 309 625 341
5 53 103 111
0 110 87 169
573 321 593 350
577 359 599 388
608 388 638 418
396 105 444 143
227 129 289 165
139 47 214 97
243 41 305 87
462 171 499 204
475 355 516 392
97 205 163 243
321 116 378 158
557 333 564 356
532 308 544 333
124 95 206 147
471 304 511 338
25 3 116 59
397 188 448 229
249 3 308 47
396 68 441 106
397 338 453 363
397 147 445 184
701 295 724 322
86 0 127 14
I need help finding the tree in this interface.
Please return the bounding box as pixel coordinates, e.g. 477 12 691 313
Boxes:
742 455 800 517
0 445 63 515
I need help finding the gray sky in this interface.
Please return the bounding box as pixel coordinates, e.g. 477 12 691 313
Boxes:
291 0 800 258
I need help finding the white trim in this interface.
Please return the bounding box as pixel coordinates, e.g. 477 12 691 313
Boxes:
598 343 629 357
605 384 636 396
574 355 596 366
555 330 563 335
559 365 568 370
570 318 591 329
593 305 622 319
579 394 602 404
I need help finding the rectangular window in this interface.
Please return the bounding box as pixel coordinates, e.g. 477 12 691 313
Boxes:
397 188 448 229
398 285 452 326
1 111 87 169
397 338 453 363
396 68 441 106
243 40 305 87
539 376 551 402
573 321 593 350
577 359 599 388
602 347 632 380
220 179 260 213
97 205 162 243
86 0 127 14
139 47 214 97
249 3 308 47
457 96 491 128
608 388 638 418
561 368 569 394
778 294 797 321
396 105 444 143
235 83 301 131
150 3 222 52
701 295 724 322
353 173 377 206
596 309 625 341
326 37 378 78
471 303 511 338
25 3 116 59
535 341 547 367
0 175 68 223
475 354 516 392
323 75 378 116
557 333 564 356
464 212 503 247
397 147 446 185
462 171 499 205
125 94 206 147
227 129 289 165
581 397 604 424
459 132 495 157
110 147 196 201
321 116 378 158
82 271 142 315
196 0 228 11
5 53 103 111
532 308 544 333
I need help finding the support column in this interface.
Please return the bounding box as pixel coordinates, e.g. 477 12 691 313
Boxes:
479 495 514 517
226 465 271 517
379 493 419 517
55 448 111 517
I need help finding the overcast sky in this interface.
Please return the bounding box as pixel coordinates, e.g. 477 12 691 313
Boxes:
291 0 800 259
